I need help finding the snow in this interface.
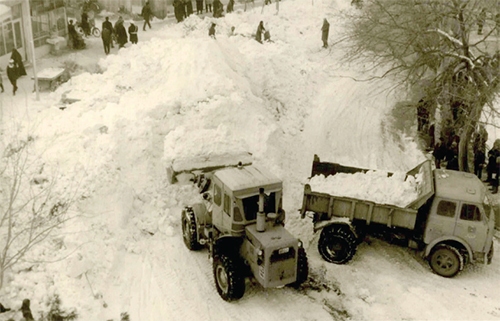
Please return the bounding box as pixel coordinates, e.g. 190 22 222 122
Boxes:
1 0 500 320
308 170 421 207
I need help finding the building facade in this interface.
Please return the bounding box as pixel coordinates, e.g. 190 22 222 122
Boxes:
0 0 67 71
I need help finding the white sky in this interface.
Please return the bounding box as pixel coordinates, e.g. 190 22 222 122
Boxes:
0 0 499 320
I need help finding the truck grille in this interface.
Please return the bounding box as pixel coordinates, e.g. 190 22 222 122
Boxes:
270 247 296 263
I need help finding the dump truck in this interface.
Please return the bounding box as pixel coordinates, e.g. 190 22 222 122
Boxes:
180 160 308 301
300 155 495 277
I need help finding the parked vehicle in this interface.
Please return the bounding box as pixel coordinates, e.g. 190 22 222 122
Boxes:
300 155 495 277
178 157 308 301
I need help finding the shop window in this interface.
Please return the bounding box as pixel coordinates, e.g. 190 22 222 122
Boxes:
3 19 14 55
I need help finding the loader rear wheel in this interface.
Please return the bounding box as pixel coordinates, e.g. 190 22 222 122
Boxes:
213 253 245 301
318 225 357 264
182 209 201 250
429 244 463 278
288 247 308 288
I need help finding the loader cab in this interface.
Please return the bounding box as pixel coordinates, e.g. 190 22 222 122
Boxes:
424 169 495 259
210 165 284 236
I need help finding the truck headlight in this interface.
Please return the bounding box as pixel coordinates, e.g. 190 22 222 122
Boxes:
298 240 303 248
257 249 264 265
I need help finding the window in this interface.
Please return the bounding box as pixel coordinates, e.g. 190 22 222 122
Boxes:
460 204 481 222
224 194 230 215
213 184 221 206
437 200 456 218
241 192 277 221
3 18 14 54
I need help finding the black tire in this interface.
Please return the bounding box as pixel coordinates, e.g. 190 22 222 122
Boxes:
92 27 101 37
318 225 357 264
288 247 308 288
213 253 245 301
182 209 201 250
428 244 464 278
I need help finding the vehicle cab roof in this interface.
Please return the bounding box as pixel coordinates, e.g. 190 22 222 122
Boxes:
433 169 486 204
214 165 282 195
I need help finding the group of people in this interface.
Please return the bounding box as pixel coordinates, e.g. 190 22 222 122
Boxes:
174 0 226 22
0 48 27 96
100 16 139 55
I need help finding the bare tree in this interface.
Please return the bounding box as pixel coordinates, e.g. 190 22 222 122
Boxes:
0 135 78 289
344 0 500 170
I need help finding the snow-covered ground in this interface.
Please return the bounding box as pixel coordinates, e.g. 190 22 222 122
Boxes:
1 0 500 320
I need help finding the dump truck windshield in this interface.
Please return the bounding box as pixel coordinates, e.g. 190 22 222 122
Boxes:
241 192 277 221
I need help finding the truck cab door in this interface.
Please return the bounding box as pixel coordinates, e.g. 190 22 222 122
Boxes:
211 183 223 229
424 198 458 244
221 192 233 233
454 203 488 252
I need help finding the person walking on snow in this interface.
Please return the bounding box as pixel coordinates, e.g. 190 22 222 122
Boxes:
321 18 330 48
142 1 152 31
209 22 216 38
206 0 213 13
114 17 128 48
11 48 26 77
102 16 114 48
7 59 19 95
226 0 234 13
196 0 203 14
129 21 138 44
255 21 265 43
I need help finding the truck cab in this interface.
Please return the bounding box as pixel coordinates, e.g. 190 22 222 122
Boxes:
423 168 495 273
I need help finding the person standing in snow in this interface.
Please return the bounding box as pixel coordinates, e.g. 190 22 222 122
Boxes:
21 299 34 321
226 0 234 13
209 22 216 38
115 17 128 48
185 0 194 16
81 10 90 36
102 16 114 48
196 0 203 14
213 0 223 17
11 48 26 77
321 18 330 48
255 21 265 43
6 59 19 95
206 0 213 13
173 0 185 22
129 21 138 44
142 1 152 31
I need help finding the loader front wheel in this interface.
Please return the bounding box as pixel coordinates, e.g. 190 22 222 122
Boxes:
429 244 463 278
318 225 357 264
182 209 201 250
213 252 245 301
288 247 308 288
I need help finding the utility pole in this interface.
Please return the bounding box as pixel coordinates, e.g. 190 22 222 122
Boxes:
22 0 39 101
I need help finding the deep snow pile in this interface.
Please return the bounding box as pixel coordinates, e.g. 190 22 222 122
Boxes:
309 170 421 207
1 0 499 321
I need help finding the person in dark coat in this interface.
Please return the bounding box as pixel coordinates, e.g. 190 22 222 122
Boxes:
173 0 185 23
487 149 498 183
7 59 19 95
67 19 78 49
186 0 194 16
21 299 34 321
0 302 10 313
432 137 446 168
445 141 459 171
101 18 112 54
128 21 138 44
226 0 234 13
321 18 330 48
81 11 90 36
213 0 223 17
115 18 128 48
255 21 265 43
102 16 114 48
142 1 152 31
474 149 486 179
196 0 203 14
209 22 216 38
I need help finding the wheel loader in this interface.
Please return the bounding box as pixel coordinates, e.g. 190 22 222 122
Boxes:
179 160 308 301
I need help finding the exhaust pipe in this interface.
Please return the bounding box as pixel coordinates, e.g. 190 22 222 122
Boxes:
257 188 266 232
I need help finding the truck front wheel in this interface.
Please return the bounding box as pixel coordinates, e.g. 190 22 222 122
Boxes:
213 253 245 301
429 244 464 278
288 247 309 288
318 225 357 264
182 209 201 250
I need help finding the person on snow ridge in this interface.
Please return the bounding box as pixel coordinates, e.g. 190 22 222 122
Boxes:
21 299 34 321
209 22 216 38
142 1 152 31
321 18 330 48
255 21 265 43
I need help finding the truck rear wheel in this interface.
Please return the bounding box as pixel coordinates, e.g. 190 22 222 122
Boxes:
288 247 308 288
182 209 201 250
429 244 464 278
318 225 357 264
213 253 245 301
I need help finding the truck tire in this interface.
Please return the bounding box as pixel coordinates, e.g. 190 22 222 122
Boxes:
288 247 308 288
318 225 357 264
429 244 464 278
213 253 245 301
182 209 201 250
